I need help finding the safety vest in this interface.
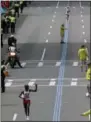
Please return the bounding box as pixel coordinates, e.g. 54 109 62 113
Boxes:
15 3 19 7
86 68 91 80
10 17 15 23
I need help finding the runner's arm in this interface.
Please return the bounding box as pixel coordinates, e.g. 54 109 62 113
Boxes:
29 84 38 92
19 91 24 98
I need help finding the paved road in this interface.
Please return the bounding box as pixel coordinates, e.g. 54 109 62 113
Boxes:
1 1 90 121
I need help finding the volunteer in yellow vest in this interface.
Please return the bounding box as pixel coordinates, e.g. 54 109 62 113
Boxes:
81 109 91 116
14 2 20 17
10 15 16 33
20 0 24 13
86 63 91 97
60 24 65 43
78 45 88 72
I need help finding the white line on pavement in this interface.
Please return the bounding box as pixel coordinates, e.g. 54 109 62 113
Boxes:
50 26 52 28
28 81 35 86
37 62 43 67
82 32 85 35
5 82 12 87
52 19 54 22
40 48 46 61
81 15 83 17
71 82 77 86
13 113 18 121
82 25 84 28
48 32 51 35
73 62 78 66
6 77 86 82
53 15 56 18
54 11 56 14
45 39 48 43
84 39 87 43
55 62 61 67
49 81 56 86
8 84 87 88
81 19 84 22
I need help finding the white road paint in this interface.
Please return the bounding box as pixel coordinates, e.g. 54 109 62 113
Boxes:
71 82 77 86
56 1 59 8
45 39 48 43
21 62 26 67
52 19 54 22
81 15 83 17
84 39 87 43
55 62 61 67
30 79 36 82
7 79 14 82
8 84 87 88
5 82 12 87
49 81 56 86
82 25 84 28
48 32 51 35
53 15 56 18
54 11 56 14
72 78 78 81
37 62 43 67
6 77 86 82
73 62 78 66
40 48 46 61
81 19 84 22
28 81 35 86
13 113 18 121
82 32 85 35
50 26 52 28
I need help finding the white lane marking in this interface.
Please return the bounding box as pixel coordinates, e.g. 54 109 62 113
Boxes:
37 62 43 67
30 79 36 82
6 77 86 82
82 32 85 35
81 19 84 22
81 15 83 17
45 39 48 43
28 81 35 86
21 62 26 67
13 113 18 121
84 39 87 43
55 62 61 67
8 84 87 88
48 32 51 35
72 78 78 81
7 79 14 82
71 82 77 86
40 48 46 61
50 26 52 28
49 81 56 86
53 15 56 18
52 19 54 22
5 82 12 87
73 62 78 66
82 25 84 28
54 11 56 14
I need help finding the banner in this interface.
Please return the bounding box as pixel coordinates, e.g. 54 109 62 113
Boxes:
1 0 10 9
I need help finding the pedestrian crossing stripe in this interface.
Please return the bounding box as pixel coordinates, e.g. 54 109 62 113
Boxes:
81 109 91 116
5 82 12 87
49 81 56 86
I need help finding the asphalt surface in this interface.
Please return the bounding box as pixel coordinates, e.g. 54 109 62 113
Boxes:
1 1 90 121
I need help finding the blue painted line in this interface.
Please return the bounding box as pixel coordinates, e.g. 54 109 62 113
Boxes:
53 20 69 121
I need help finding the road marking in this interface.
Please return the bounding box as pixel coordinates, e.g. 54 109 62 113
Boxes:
73 62 78 66
52 19 54 22
55 62 61 67
48 32 51 35
50 26 52 28
49 80 56 86
81 15 83 17
37 62 43 67
45 39 48 43
72 78 78 81
53 15 56 18
21 62 26 67
7 79 14 82
5 82 12 87
71 82 77 86
82 32 85 35
8 84 87 88
30 79 36 82
13 113 18 121
81 19 84 22
56 6 58 8
82 25 84 28
84 39 87 43
28 81 35 86
40 48 46 61
6 77 86 82
73 6 75 8
54 12 56 14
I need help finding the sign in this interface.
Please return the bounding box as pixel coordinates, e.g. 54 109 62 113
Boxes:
1 0 10 9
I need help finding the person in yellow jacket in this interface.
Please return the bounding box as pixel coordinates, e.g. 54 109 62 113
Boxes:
78 45 88 72
60 24 65 43
86 63 91 97
81 109 91 116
